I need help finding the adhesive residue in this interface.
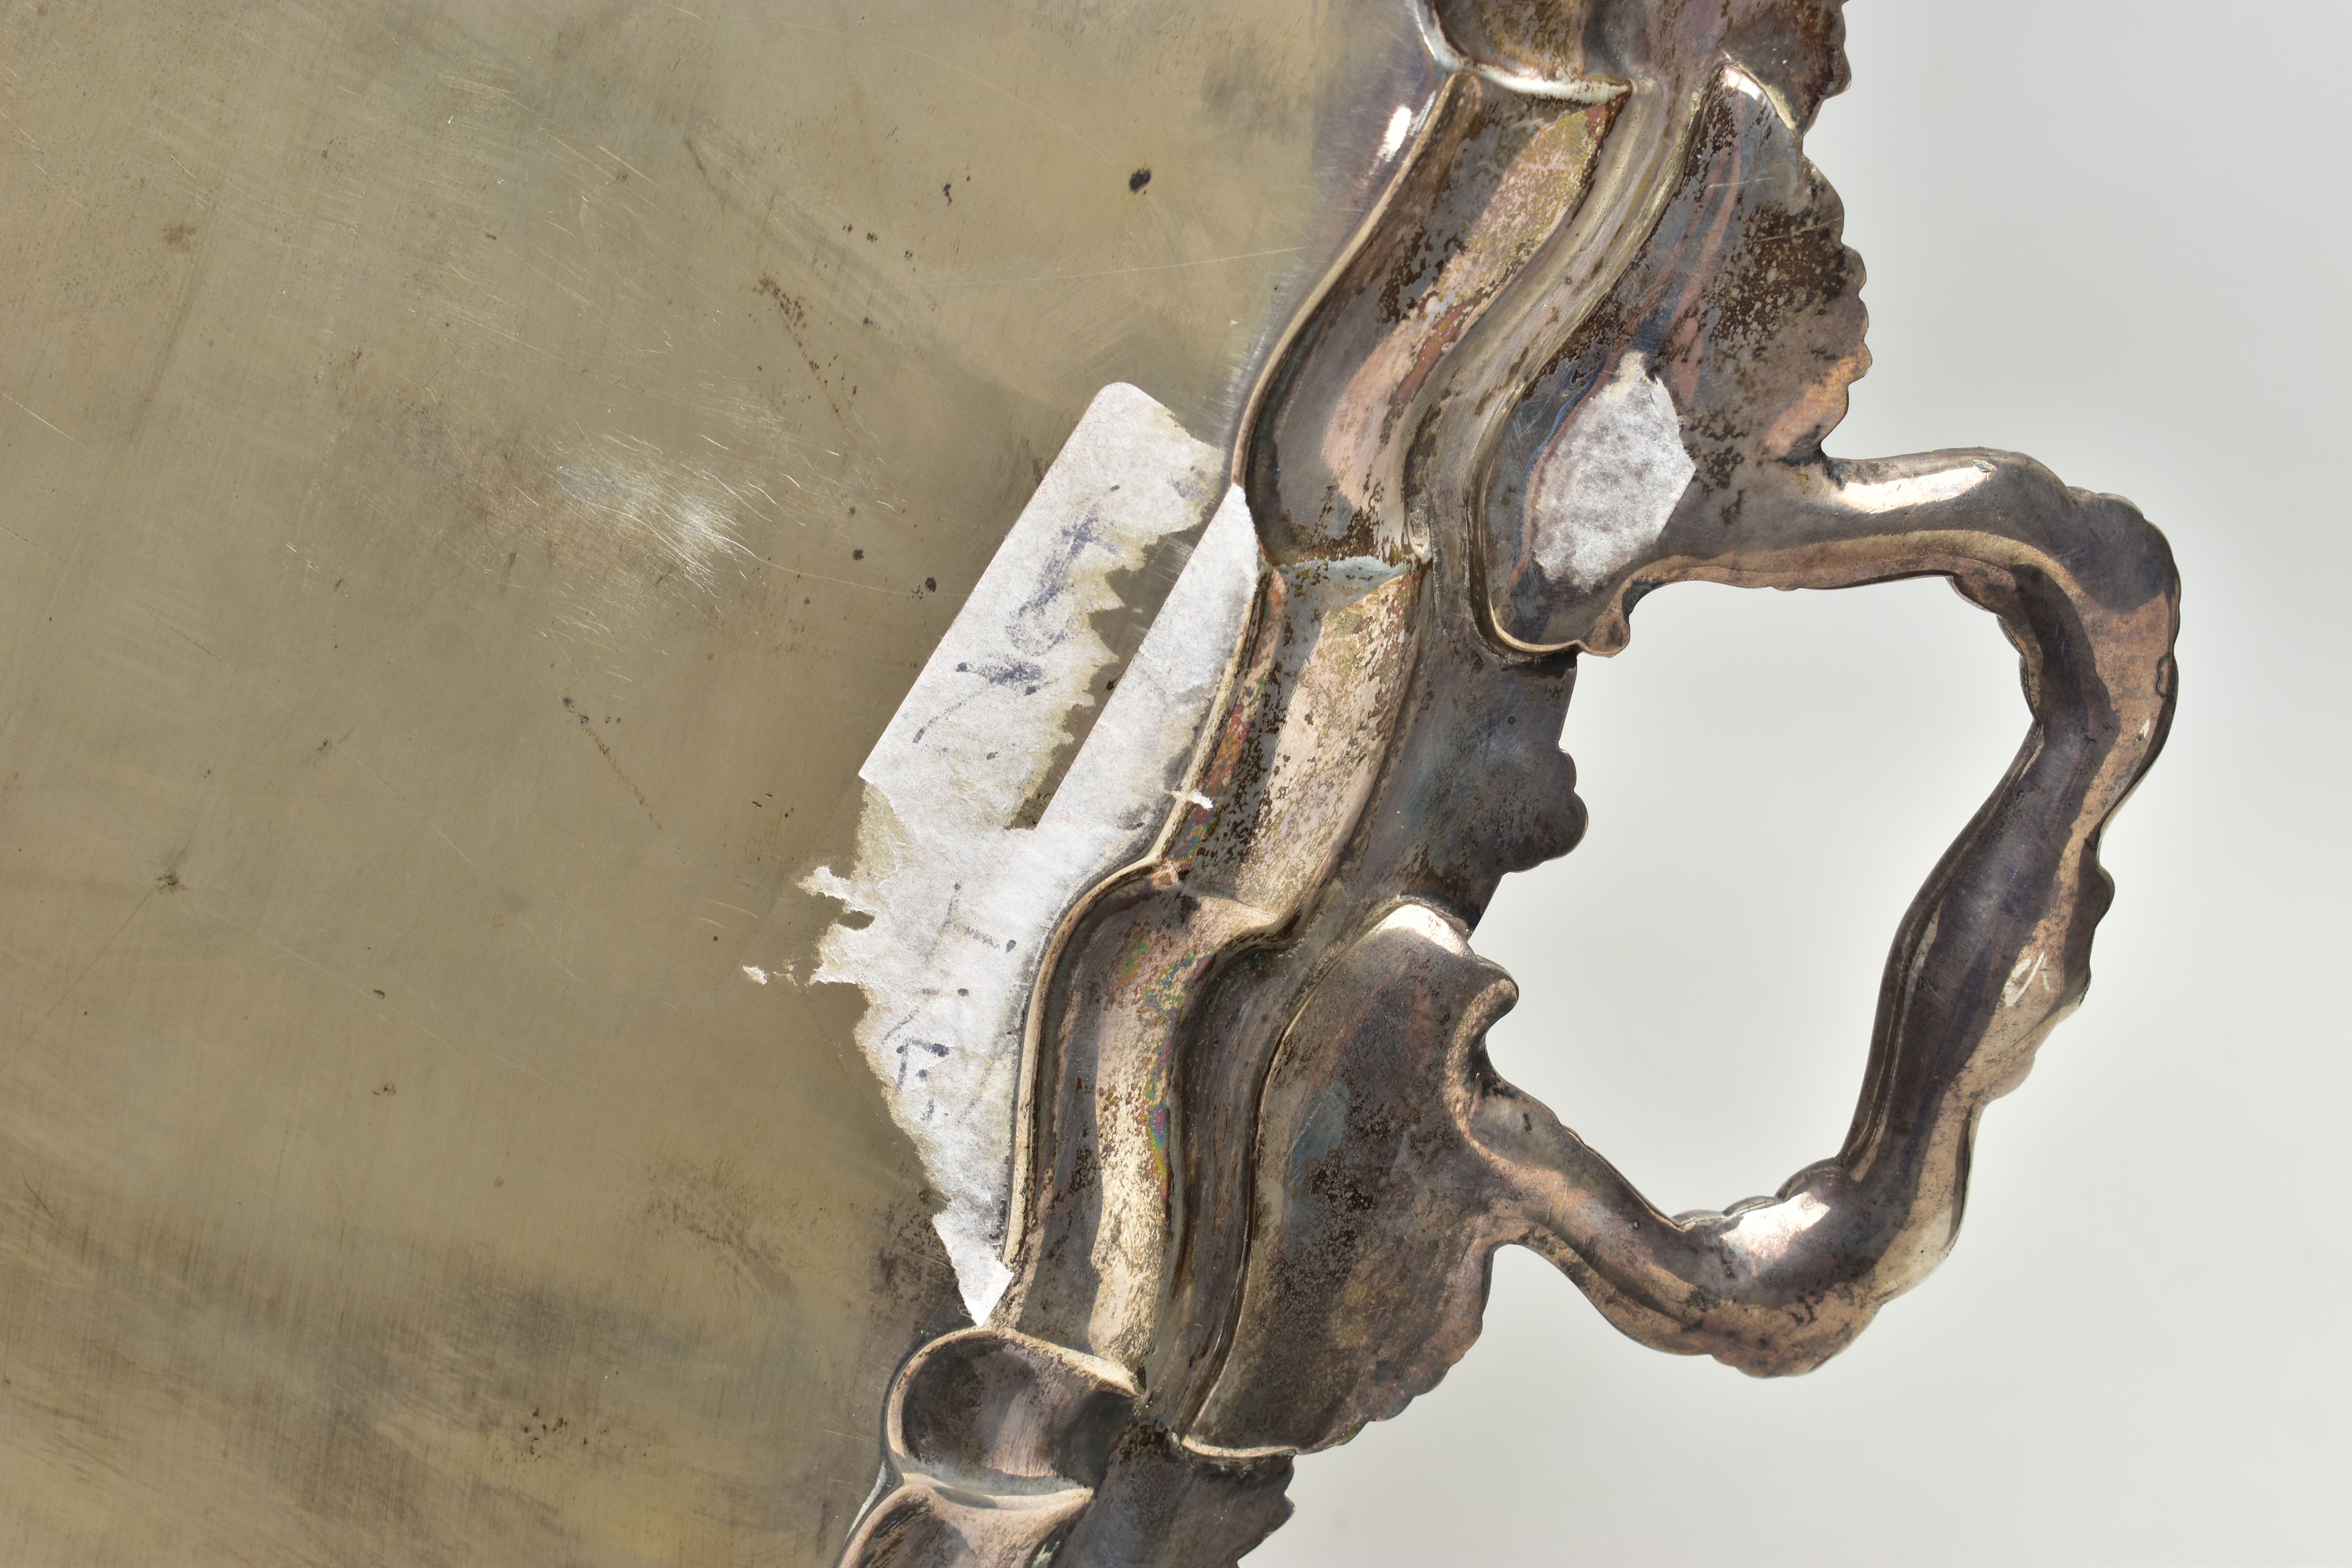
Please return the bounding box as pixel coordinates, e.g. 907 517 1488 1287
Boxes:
1526 352 1695 588
804 383 1264 1322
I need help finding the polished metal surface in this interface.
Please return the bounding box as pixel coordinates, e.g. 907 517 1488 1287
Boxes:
846 1 2178 1562
2 1 2195 1563
0 4 1428 1562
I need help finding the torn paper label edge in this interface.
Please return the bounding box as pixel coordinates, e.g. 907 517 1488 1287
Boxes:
802 383 1264 1323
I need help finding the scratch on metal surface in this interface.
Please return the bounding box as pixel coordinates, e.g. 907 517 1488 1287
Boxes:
179 896 562 1092
561 698 663 828
352 759 481 870
513 918 588 990
1 392 84 446
0 520 65 563
751 17 1107 166
595 145 663 190
936 247 1307 289
553 455 753 594
0 105 45 153
0 512 603 1011
0 889 155 1073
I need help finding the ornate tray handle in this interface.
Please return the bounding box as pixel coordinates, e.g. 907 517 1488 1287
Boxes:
844 2 2178 1560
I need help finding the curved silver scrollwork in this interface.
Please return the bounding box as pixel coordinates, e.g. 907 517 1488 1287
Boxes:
842 1 2179 1561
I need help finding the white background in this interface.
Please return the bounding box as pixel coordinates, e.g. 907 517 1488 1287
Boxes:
1255 2 2350 1562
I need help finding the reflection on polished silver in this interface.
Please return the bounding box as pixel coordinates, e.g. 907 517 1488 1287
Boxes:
842 0 2179 1560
